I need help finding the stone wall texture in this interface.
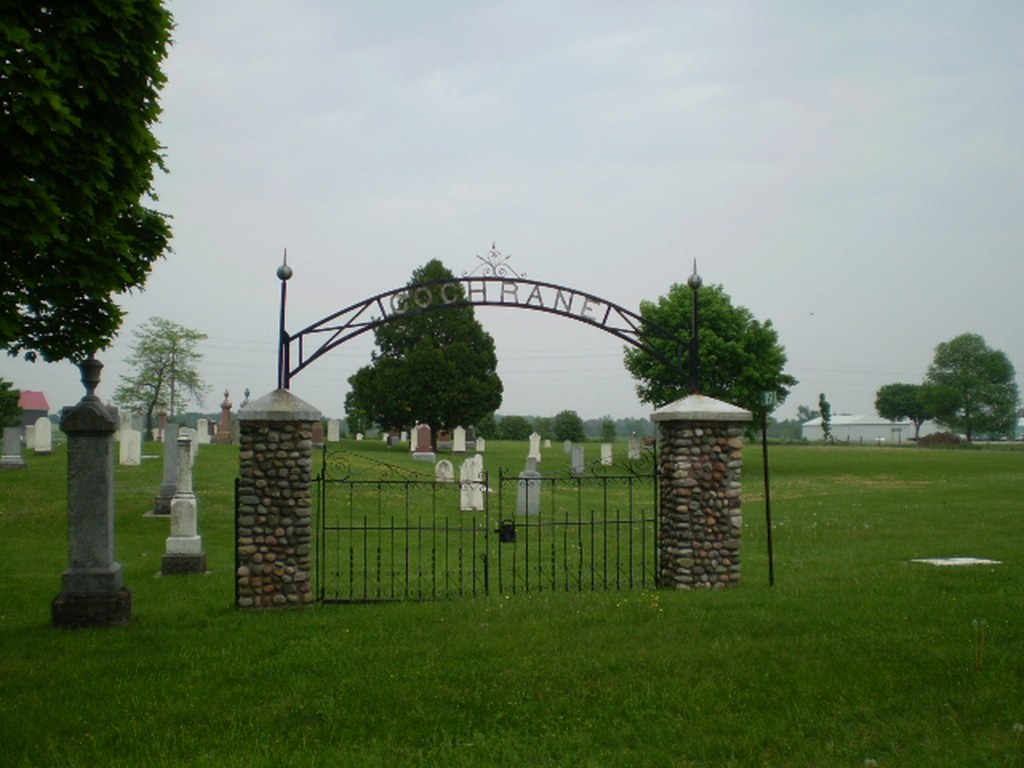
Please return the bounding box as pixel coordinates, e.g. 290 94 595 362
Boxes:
657 420 745 589
236 420 315 607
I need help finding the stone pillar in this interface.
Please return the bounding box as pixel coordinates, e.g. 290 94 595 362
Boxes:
152 423 179 515
652 394 752 590
52 357 131 627
236 389 320 608
162 434 206 574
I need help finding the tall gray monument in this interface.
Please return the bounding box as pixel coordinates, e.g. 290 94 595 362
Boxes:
52 357 131 628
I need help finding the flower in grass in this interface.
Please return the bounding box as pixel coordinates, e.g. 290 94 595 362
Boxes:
1014 722 1024 734
863 760 878 767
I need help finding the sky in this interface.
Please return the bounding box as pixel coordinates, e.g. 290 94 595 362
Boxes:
4 1 1023 423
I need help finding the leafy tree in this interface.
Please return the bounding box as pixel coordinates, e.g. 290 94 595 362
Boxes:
874 383 934 439
1 3 173 362
924 333 1019 441
475 413 498 439
112 317 209 434
345 260 503 442
496 415 532 441
623 282 796 414
0 378 20 427
600 416 617 442
818 393 832 442
552 409 585 442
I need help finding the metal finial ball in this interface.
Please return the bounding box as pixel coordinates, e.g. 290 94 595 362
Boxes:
688 272 703 290
277 263 293 281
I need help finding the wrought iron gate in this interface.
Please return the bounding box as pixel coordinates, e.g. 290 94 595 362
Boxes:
315 448 659 603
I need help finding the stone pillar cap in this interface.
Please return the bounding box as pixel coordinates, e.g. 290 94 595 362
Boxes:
237 389 321 422
651 393 752 423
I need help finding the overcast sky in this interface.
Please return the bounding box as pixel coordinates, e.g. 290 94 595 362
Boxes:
4 1 1023 423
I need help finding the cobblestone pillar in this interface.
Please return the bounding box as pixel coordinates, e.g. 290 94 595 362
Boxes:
653 394 752 590
236 389 321 608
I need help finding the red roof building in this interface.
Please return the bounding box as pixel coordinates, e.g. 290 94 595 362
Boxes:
18 390 50 428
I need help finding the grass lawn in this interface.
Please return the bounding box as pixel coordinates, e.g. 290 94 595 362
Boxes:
1 438 1022 766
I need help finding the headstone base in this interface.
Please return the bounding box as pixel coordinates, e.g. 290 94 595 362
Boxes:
412 452 436 462
52 587 132 629
0 457 27 470
152 495 172 515
161 552 207 575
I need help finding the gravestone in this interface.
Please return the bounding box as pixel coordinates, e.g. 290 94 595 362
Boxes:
475 436 486 453
628 432 641 460
459 454 485 511
356 432 364 441
327 419 341 442
195 418 211 445
571 444 585 477
152 423 179 515
465 425 476 451
401 430 409 443
1 426 26 469
516 457 542 516
528 432 542 462
563 439 572 454
25 424 35 451
601 442 613 466
544 439 551 449
437 430 453 451
452 426 466 453
181 427 200 463
212 390 232 444
435 459 455 483
311 421 324 447
52 357 131 627
413 423 435 462
119 429 142 466
162 434 206 574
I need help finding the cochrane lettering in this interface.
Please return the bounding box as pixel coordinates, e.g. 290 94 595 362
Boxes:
384 278 609 324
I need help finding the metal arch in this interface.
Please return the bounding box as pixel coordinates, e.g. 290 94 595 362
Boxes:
280 276 683 387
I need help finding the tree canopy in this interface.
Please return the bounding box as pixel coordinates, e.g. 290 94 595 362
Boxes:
924 333 1018 440
874 383 934 439
1 2 173 362
112 317 208 433
345 260 503 439
551 409 585 442
623 282 796 415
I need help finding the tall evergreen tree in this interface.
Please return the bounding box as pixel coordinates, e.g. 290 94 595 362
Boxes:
345 260 503 441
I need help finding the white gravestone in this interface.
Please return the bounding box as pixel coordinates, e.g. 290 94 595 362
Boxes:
516 457 542 516
327 419 341 442
459 454 485 511
34 417 52 454
628 432 641 460
196 418 211 445
475 436 486 453
528 432 542 462
601 443 613 466
119 429 142 466
435 459 455 483
162 434 206 574
452 426 466 453
571 444 585 477
24 424 35 451
563 439 573 454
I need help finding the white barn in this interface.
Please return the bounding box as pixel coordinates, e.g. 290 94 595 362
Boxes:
801 415 936 444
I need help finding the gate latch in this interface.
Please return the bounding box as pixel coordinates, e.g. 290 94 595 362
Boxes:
497 519 517 544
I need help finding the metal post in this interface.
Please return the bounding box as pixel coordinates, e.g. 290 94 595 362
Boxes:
276 249 293 389
760 391 776 587
688 260 702 394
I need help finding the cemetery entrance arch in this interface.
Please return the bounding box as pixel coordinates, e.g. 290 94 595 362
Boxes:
278 273 684 389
